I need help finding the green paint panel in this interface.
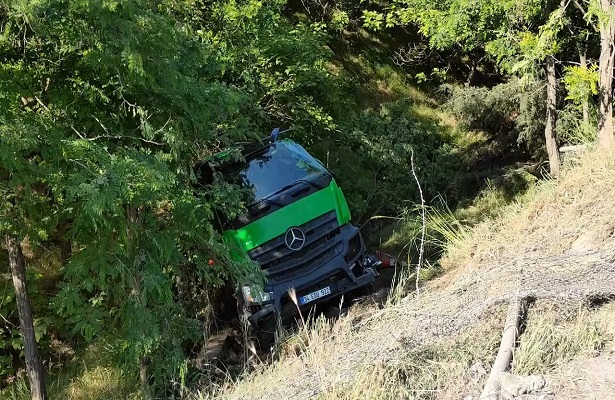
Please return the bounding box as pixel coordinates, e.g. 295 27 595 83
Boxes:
227 179 351 252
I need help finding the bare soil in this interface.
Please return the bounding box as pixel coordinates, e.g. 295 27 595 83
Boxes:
548 356 615 399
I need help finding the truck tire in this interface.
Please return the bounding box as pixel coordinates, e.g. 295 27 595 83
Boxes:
255 317 277 349
237 299 277 349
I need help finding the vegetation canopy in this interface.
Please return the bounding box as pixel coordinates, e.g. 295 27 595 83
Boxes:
1 0 614 398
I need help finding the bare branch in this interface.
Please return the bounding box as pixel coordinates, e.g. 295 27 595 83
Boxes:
84 134 165 146
572 0 587 15
91 116 165 146
71 118 165 146
410 148 426 294
34 96 49 113
392 43 431 66
71 125 86 140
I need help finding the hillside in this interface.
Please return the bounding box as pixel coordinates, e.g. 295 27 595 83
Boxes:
224 149 615 399
4 1 615 398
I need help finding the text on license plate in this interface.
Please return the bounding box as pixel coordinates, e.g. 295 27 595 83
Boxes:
299 286 332 305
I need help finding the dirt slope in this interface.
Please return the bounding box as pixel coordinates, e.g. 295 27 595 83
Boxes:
225 150 615 399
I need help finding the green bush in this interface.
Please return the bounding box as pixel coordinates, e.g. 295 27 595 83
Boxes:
322 100 459 223
443 82 520 135
557 104 597 145
443 81 545 152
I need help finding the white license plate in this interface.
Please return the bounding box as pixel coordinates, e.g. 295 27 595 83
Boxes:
299 286 332 305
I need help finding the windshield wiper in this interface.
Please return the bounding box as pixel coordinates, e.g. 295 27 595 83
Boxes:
263 176 327 201
247 199 275 216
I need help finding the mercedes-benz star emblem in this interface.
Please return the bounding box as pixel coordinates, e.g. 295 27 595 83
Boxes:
285 227 306 251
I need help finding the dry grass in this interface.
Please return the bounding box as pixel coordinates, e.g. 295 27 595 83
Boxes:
444 148 615 270
513 302 605 375
223 149 615 399
512 299 615 399
595 300 615 353
314 307 506 400
223 295 517 399
224 303 505 400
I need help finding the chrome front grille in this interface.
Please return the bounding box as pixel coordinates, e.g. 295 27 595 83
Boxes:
248 211 340 282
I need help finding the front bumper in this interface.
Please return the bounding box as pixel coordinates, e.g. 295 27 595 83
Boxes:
247 224 376 330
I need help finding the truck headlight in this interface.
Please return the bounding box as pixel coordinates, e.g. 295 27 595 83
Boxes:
344 232 363 263
241 285 273 305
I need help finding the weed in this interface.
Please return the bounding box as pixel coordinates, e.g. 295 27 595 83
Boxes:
513 304 606 375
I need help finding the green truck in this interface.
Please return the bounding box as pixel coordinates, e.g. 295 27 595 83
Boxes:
196 131 379 344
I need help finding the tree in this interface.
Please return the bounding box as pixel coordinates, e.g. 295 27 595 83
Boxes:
4 236 46 400
580 47 590 125
597 0 615 148
377 0 567 175
0 91 56 400
0 0 259 395
564 0 615 147
545 55 561 176
525 0 569 177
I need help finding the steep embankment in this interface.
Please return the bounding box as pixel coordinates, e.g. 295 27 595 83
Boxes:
225 150 615 399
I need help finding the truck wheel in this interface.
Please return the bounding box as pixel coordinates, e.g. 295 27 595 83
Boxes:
255 314 277 349
324 305 348 320
236 300 277 349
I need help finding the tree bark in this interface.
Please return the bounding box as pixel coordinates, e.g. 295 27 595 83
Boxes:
126 206 150 399
580 51 589 126
598 0 615 148
544 56 560 177
5 235 47 400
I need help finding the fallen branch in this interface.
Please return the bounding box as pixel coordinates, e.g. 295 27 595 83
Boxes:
480 295 526 399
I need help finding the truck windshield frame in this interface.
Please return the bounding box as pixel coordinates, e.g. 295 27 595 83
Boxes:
222 141 330 204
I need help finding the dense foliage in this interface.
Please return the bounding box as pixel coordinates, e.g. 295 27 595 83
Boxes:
0 0 264 391
0 0 458 395
1 0 613 397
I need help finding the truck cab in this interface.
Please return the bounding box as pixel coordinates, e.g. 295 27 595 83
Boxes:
196 136 377 344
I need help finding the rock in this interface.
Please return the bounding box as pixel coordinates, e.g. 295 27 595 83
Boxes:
470 362 487 381
498 372 546 398
200 330 237 364
570 232 593 253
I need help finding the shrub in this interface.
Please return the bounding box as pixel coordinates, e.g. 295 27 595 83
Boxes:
443 81 545 153
321 99 459 223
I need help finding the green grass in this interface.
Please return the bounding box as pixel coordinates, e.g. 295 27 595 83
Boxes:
1 341 141 400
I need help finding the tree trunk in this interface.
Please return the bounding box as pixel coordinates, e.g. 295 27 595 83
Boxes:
580 51 589 126
5 235 47 400
544 56 560 177
126 206 150 399
598 0 615 148
140 356 150 398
